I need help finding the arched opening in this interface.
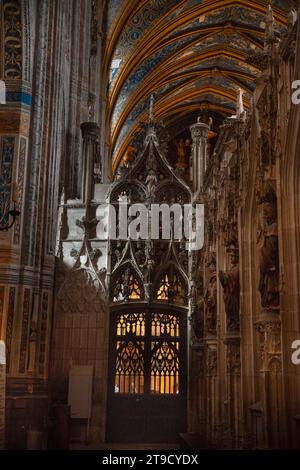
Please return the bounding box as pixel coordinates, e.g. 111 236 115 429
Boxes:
106 303 188 443
105 102 191 443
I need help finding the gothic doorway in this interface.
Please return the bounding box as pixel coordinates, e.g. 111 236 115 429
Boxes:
106 305 187 443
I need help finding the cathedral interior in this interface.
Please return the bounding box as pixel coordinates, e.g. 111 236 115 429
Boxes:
0 0 300 451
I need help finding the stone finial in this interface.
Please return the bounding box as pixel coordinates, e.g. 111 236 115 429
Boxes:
237 88 244 117
265 4 275 39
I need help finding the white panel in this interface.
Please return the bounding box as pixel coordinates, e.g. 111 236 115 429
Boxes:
0 341 6 449
68 366 93 419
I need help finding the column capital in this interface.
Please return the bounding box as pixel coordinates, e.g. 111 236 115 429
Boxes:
80 121 100 141
190 119 209 140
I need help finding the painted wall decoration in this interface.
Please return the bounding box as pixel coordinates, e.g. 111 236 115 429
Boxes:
19 288 31 374
13 137 26 245
0 136 15 227
5 287 15 374
109 0 181 84
3 0 22 80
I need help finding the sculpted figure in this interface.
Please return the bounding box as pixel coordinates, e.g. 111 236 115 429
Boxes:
257 187 279 309
191 298 204 339
145 169 158 199
27 321 37 372
219 248 240 331
205 261 217 333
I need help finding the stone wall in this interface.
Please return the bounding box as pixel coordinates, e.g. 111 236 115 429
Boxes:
0 0 105 449
190 10 300 449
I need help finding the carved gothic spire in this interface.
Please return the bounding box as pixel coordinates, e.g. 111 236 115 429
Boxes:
190 116 210 195
236 88 245 120
80 121 100 204
149 93 155 124
265 4 275 40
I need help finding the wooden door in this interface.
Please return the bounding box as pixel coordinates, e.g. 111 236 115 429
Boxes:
106 308 187 443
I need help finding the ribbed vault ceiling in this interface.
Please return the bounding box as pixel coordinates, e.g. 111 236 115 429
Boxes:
103 0 293 174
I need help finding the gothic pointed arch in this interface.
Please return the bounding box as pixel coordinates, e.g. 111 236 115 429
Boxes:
110 261 145 303
154 263 188 306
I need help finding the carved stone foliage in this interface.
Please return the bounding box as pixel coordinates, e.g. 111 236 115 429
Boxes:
256 182 279 311
57 268 106 316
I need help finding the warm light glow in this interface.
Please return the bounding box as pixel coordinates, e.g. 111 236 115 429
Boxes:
156 272 187 305
114 312 181 396
157 274 169 300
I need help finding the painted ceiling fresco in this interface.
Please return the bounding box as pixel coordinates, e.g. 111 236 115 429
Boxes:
103 0 294 173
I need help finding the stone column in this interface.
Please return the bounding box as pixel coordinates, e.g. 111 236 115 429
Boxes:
205 344 218 444
255 315 284 448
224 334 242 448
190 118 209 194
80 122 100 204
0 341 5 449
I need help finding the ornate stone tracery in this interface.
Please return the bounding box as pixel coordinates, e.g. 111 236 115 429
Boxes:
109 107 191 308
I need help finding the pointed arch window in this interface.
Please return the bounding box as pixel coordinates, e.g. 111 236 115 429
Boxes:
111 266 144 302
156 269 188 305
